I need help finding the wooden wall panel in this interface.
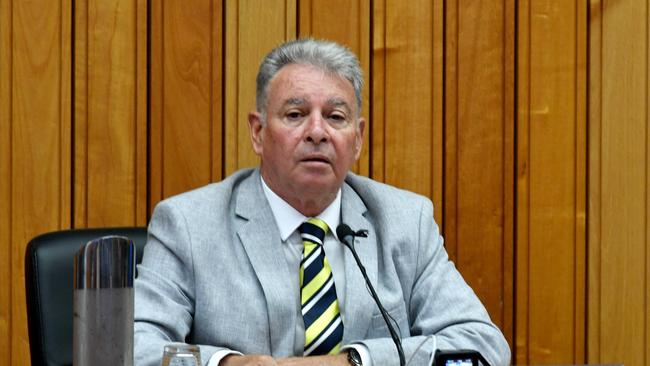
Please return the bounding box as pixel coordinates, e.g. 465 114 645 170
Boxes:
589 0 649 365
373 0 439 200
150 0 223 208
444 0 514 345
0 143 8 353
224 0 297 175
74 0 147 227
9 1 72 365
432 0 444 224
298 0 371 177
9 1 650 364
0 1 12 364
373 0 445 223
503 0 516 350
518 0 587 364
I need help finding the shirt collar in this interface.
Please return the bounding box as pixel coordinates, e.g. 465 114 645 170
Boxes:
261 176 341 241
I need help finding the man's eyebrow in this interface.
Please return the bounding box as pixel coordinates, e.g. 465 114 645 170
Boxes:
327 98 352 112
283 97 307 107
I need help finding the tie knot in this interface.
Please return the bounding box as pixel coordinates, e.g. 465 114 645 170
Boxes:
299 218 329 245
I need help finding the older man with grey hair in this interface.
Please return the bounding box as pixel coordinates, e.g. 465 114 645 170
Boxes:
134 38 510 366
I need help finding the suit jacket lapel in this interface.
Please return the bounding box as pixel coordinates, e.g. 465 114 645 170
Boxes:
340 182 378 343
235 170 297 356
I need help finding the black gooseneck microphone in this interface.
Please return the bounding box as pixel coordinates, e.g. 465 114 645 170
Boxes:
336 224 406 366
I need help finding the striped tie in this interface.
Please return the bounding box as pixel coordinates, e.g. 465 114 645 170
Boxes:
299 218 344 356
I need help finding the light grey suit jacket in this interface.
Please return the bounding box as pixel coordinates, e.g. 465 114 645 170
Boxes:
134 168 510 366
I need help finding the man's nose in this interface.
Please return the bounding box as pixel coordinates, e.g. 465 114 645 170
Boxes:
305 113 329 144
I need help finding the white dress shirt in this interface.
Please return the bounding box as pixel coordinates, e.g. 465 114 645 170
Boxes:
208 177 372 365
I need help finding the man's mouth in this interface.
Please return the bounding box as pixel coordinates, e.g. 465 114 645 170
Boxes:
301 155 330 164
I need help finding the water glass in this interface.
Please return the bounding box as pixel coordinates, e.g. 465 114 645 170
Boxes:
161 344 201 366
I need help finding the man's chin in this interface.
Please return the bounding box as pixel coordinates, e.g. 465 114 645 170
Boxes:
293 174 340 193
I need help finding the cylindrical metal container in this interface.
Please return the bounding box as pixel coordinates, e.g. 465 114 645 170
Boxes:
73 235 135 366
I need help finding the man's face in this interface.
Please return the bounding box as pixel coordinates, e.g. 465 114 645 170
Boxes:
248 63 365 206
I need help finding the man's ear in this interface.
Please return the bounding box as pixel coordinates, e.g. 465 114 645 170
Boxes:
354 117 366 160
248 112 264 155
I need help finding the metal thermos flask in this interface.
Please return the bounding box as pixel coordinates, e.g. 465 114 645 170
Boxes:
73 235 135 366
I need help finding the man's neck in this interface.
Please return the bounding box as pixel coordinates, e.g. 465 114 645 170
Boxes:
260 175 341 241
259 175 338 217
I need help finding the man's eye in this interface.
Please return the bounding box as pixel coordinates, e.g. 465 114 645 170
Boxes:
286 111 303 120
327 114 350 127
329 114 346 122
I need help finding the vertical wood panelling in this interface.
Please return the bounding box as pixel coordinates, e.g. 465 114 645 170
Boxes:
589 0 649 364
0 1 12 364
444 0 514 343
432 0 444 226
298 0 371 177
444 0 459 260
575 1 588 361
6 1 650 364
211 2 224 189
379 0 436 199
518 0 587 364
587 1 602 360
10 1 72 365
503 0 516 348
516 2 531 362
224 0 297 175
150 0 223 209
135 0 148 226
371 0 386 184
372 0 445 223
74 0 146 227
74 0 88 226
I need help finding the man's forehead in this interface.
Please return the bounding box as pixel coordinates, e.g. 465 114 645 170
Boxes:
273 64 354 91
266 63 358 113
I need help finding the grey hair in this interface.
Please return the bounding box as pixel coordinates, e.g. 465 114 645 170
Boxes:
256 38 363 115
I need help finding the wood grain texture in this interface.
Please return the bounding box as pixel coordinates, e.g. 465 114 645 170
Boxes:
575 1 588 361
224 0 297 175
0 1 12 364
371 0 386 184
432 0 444 226
589 0 649 364
444 0 513 341
372 0 443 221
11 1 72 365
135 0 147 226
381 0 435 199
74 0 88 227
518 0 587 364
444 0 459 262
587 1 602 361
516 1 531 362
74 0 146 227
211 1 224 189
7 1 649 363
298 0 371 177
149 0 222 210
503 0 516 348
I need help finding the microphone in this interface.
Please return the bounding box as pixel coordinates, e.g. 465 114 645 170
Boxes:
336 224 406 366
335 224 368 250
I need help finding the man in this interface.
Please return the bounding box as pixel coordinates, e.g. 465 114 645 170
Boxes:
134 39 510 366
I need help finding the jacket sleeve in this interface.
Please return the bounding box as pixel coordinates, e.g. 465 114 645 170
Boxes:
358 199 511 366
134 201 232 366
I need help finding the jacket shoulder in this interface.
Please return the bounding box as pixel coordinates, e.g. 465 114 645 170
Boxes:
153 168 256 214
344 172 432 208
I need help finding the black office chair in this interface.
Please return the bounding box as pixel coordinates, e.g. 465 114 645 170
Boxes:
25 227 147 366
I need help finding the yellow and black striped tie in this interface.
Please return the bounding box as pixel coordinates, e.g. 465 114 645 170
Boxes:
299 218 343 355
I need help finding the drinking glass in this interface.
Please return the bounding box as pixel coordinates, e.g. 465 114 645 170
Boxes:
161 344 201 366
